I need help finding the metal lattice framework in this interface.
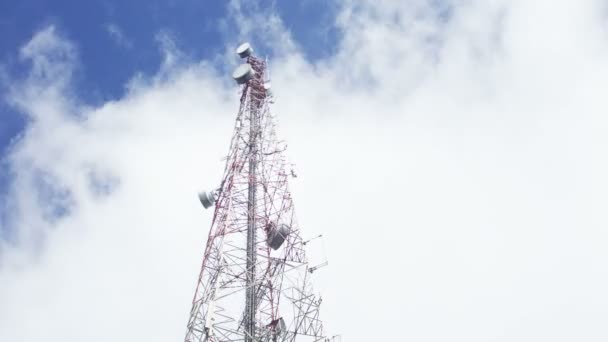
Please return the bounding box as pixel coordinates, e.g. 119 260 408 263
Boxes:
184 46 337 342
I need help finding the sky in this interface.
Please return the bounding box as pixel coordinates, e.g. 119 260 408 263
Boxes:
2 0 608 341
0 0 339 150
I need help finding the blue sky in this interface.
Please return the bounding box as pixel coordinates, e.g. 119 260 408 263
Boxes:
0 0 339 147
0 0 339 217
4 2 608 340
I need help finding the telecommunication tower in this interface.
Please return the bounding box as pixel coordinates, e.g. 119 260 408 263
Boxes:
184 43 338 342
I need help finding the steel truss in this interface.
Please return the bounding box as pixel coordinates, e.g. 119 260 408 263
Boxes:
184 51 337 342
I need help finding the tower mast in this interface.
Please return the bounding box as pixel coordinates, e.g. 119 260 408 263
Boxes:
185 42 338 342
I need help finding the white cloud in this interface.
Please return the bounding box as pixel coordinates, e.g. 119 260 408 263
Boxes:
154 30 189 74
104 23 133 49
2 1 608 341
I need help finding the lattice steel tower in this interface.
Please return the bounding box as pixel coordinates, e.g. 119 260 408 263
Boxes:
184 43 337 342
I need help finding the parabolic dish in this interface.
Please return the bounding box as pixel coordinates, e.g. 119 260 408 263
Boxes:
236 42 253 58
232 63 255 84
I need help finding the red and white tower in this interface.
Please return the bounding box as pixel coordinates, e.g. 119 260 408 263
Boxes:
184 43 337 342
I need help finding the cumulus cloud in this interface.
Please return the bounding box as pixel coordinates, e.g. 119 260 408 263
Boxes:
2 1 608 341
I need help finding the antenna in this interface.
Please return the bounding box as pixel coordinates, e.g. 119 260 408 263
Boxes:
185 42 339 342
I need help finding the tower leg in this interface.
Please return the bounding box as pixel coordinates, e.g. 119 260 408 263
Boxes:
245 100 258 342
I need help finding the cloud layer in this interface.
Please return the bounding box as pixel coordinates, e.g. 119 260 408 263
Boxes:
2 1 608 341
